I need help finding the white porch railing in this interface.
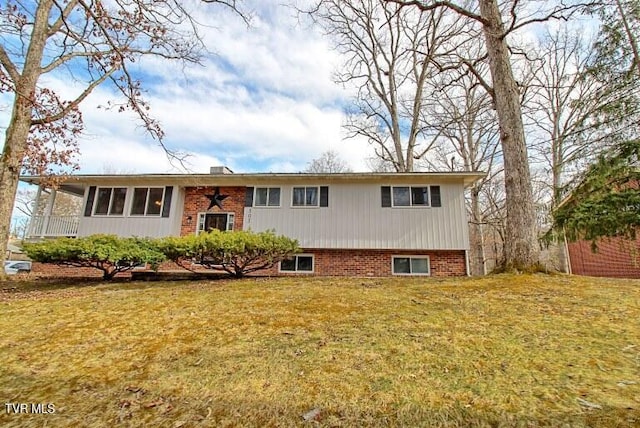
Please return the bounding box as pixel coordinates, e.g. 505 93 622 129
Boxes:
28 215 79 238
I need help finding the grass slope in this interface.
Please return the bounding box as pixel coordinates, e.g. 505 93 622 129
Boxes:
1 274 639 427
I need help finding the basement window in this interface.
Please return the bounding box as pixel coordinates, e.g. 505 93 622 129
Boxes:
280 254 314 273
392 256 430 276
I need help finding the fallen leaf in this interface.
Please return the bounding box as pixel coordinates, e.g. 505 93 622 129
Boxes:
577 397 602 410
144 399 164 408
302 407 321 422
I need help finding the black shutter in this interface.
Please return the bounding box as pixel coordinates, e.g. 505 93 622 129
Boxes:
381 186 391 207
245 187 254 207
320 186 329 207
161 186 173 217
84 186 96 217
430 185 441 207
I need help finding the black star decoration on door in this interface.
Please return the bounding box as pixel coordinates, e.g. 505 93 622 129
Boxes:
205 187 229 210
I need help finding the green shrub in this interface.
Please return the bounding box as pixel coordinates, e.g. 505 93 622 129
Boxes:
23 234 166 280
156 230 299 277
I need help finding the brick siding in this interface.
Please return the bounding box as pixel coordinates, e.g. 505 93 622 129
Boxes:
31 250 467 278
567 237 640 278
262 249 467 277
180 186 246 236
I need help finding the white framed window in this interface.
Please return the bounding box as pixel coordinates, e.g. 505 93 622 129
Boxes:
392 186 429 207
392 256 430 276
255 187 281 207
292 187 319 207
280 254 314 273
130 187 165 216
197 212 235 234
93 187 127 216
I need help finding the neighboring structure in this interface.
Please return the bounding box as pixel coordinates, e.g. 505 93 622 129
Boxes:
566 237 640 279
555 176 640 279
5 242 26 261
20 168 484 277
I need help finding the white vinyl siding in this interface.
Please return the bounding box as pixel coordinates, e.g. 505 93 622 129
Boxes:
79 216 178 238
78 186 182 238
243 183 469 250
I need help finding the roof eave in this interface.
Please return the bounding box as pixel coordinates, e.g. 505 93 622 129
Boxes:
20 171 486 188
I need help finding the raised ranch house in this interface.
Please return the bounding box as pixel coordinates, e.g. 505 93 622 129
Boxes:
20 168 484 277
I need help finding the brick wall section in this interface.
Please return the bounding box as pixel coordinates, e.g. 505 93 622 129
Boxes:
32 250 467 278
180 187 246 236
567 236 640 278
262 249 467 277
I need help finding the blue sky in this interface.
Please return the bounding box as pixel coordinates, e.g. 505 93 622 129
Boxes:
0 0 373 175
1 1 597 178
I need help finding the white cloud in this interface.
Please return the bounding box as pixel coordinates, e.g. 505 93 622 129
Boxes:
1 1 378 177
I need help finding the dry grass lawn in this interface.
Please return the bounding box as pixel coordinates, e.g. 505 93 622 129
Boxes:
1 274 639 427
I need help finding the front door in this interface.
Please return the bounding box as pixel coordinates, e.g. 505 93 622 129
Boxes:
197 213 235 234
205 214 227 231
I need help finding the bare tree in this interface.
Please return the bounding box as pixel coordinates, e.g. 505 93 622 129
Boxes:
10 217 29 240
420 69 500 275
524 25 640 270
309 0 469 172
385 0 600 270
365 156 397 172
594 0 640 78
305 150 353 173
0 0 247 277
15 188 82 218
525 29 637 207
13 190 39 219
478 172 506 271
99 164 138 175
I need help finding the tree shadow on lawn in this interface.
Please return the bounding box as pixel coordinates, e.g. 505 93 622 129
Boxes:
0 272 243 296
1 276 106 292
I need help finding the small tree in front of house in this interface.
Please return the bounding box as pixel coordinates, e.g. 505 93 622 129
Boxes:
156 230 300 278
23 235 166 280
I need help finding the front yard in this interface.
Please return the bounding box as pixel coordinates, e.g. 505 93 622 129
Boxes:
1 274 639 427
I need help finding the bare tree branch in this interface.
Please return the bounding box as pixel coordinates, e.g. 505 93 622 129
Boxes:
0 0 248 276
384 0 486 24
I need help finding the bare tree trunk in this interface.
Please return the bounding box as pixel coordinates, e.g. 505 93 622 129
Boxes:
469 187 486 275
0 93 36 280
479 0 539 270
0 0 50 279
550 163 569 272
615 0 640 78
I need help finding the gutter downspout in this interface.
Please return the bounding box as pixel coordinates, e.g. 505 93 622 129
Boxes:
465 249 471 276
563 228 572 275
